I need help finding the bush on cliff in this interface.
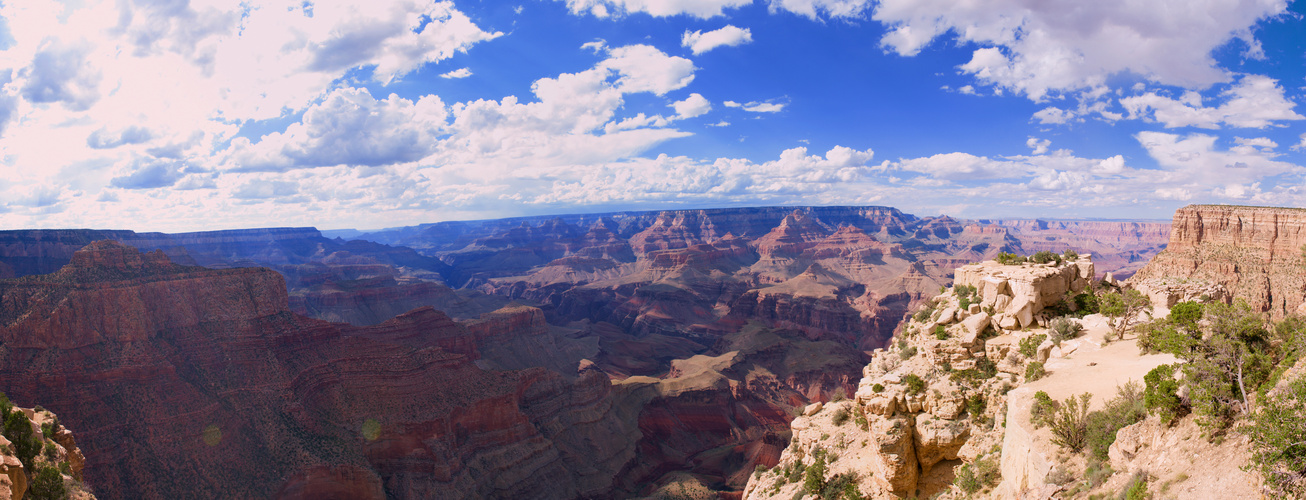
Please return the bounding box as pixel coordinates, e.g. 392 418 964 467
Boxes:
1049 317 1083 345
995 252 1025 265
27 465 66 500
3 408 41 471
1025 361 1046 382
1031 391 1057 429
1245 375 1306 498
1085 382 1146 462
954 454 1001 493
1143 364 1184 423
1019 333 1047 358
903 374 926 395
1050 393 1092 452
1030 250 1061 265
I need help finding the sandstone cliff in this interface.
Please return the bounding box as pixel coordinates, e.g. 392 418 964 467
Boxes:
1129 204 1306 317
0 242 638 499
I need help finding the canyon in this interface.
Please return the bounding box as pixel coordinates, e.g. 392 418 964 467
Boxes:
0 206 1173 498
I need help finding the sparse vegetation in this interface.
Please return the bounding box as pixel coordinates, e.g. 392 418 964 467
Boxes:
1049 316 1084 345
955 284 977 310
1244 375 1306 498
954 455 1001 493
995 251 1026 265
832 407 851 426
1121 470 1151 500
1064 249 1079 261
871 383 884 393
1019 333 1047 358
1031 390 1057 429
1050 393 1092 452
1030 250 1062 265
914 303 937 323
967 394 986 419
1025 361 1046 381
903 374 926 395
1086 382 1146 462
934 324 949 340
1099 289 1150 342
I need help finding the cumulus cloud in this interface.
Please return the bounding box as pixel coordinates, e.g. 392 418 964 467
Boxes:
873 0 1291 100
226 87 449 171
1120 75 1303 129
441 68 473 79
597 44 696 95
724 99 785 113
87 126 154 149
681 25 753 55
21 39 100 111
1032 106 1074 125
1136 131 1301 185
671 93 711 119
1026 137 1050 155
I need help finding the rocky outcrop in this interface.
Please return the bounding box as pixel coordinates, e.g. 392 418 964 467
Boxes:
1129 204 1306 317
954 257 1094 329
0 404 97 499
0 242 638 499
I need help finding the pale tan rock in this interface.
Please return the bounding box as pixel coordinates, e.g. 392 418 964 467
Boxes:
870 415 918 494
998 313 1018 330
968 303 981 314
803 402 823 416
914 417 970 471
959 312 990 347
1036 340 1053 363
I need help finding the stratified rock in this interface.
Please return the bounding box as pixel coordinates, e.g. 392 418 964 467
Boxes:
1129 204 1306 317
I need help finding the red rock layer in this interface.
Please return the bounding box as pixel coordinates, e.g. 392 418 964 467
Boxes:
1130 205 1306 316
0 241 636 500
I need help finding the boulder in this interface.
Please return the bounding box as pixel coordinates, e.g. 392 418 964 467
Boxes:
959 313 991 347
804 402 824 416
1036 340 1053 363
914 417 971 470
936 307 959 326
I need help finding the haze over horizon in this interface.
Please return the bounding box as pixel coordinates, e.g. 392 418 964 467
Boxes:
1 0 1304 232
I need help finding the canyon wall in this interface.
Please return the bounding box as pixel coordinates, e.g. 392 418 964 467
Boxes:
1129 204 1306 316
0 242 639 499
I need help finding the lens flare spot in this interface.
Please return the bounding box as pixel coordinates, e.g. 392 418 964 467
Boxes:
362 419 381 441
202 424 222 447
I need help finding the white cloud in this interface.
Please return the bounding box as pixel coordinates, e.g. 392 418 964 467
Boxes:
873 0 1291 100
441 68 473 79
1120 75 1304 129
1033 106 1073 125
1136 131 1301 185
1026 137 1050 155
769 0 870 19
671 93 711 119
1293 133 1306 152
564 0 752 19
724 99 785 113
682 25 753 55
597 45 696 95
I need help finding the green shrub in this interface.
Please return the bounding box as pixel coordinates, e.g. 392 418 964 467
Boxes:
967 394 986 419
899 345 917 360
1049 317 1083 345
871 383 884 393
1143 364 1184 423
934 324 949 340
1086 383 1146 462
1020 334 1048 358
1244 375 1306 498
4 409 40 470
903 374 926 395
40 422 56 439
995 252 1026 265
1073 292 1100 315
1030 250 1061 265
43 441 57 462
1031 391 1057 429
832 407 851 426
27 466 66 500
1026 361 1046 382
1050 393 1092 452
954 455 1001 493
913 304 936 323
1064 249 1079 261
1122 471 1150 500
854 411 869 431
804 450 828 494
1169 301 1203 329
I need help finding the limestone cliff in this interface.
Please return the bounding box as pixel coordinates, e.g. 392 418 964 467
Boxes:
742 256 1096 499
1129 204 1306 316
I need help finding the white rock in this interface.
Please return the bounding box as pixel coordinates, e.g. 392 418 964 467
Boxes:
804 402 824 416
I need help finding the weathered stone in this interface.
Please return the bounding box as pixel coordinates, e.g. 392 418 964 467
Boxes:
870 415 918 494
998 313 1019 330
914 417 971 470
1036 340 1053 363
959 313 990 347
804 402 824 416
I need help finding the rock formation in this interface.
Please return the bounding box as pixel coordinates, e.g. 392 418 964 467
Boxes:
742 255 1103 499
1129 204 1306 317
0 241 639 499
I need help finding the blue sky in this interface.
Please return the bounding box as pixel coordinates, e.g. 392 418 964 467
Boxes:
0 0 1303 231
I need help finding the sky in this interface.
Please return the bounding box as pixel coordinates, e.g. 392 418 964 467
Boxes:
0 0 1304 232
